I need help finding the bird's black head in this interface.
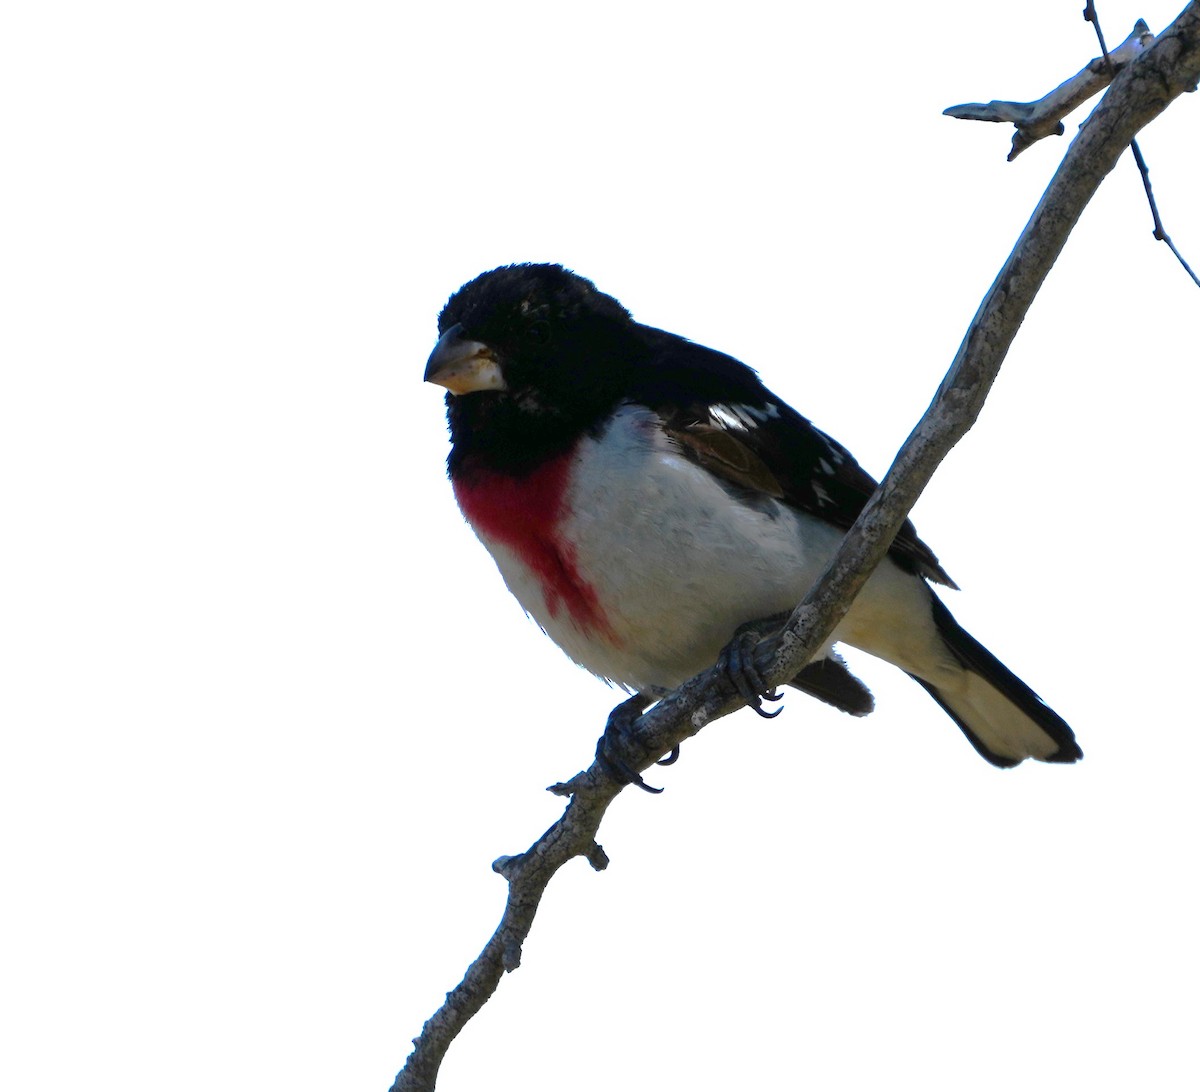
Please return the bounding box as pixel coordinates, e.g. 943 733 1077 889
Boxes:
426 264 644 473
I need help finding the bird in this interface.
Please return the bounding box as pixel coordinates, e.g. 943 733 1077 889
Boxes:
425 262 1081 776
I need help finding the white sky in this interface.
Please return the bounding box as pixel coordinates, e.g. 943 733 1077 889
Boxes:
4 2 1198 1090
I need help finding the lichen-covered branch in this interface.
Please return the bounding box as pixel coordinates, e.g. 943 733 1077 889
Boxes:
392 6 1200 1089
943 20 1155 159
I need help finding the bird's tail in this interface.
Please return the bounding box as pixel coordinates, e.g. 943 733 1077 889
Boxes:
789 652 875 716
910 595 1082 767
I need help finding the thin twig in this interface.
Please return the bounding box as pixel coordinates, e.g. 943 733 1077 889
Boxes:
1129 141 1200 286
1084 0 1113 59
1086 0 1200 287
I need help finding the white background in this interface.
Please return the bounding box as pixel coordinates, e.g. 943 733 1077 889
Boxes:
4 2 1198 1090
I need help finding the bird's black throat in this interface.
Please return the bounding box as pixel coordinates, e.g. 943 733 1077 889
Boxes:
444 386 619 480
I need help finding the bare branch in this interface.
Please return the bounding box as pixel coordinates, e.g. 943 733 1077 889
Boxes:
944 20 1154 159
393 6 1200 1089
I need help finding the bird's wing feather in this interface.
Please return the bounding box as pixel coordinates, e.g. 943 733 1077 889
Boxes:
630 328 957 588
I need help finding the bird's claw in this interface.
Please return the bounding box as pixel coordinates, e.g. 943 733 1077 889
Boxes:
720 621 786 719
595 694 668 793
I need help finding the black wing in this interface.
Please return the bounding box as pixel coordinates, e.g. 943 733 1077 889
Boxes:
629 326 956 588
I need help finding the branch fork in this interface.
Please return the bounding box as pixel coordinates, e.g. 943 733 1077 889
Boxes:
944 20 1155 159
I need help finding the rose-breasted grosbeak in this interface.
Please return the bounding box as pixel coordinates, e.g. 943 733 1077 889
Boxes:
425 263 1081 768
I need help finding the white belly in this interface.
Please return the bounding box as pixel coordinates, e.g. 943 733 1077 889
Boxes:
479 404 952 693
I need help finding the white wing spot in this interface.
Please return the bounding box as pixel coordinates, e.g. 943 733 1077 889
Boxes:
709 402 776 431
744 402 781 422
709 404 752 431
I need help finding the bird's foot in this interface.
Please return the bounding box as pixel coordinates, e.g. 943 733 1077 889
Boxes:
718 615 788 719
595 693 673 794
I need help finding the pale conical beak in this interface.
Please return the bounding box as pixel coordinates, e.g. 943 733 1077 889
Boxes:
424 323 507 395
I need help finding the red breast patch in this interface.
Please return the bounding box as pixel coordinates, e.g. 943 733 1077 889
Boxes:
453 448 618 642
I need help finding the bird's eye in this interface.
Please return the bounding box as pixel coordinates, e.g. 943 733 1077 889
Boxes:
527 320 551 345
